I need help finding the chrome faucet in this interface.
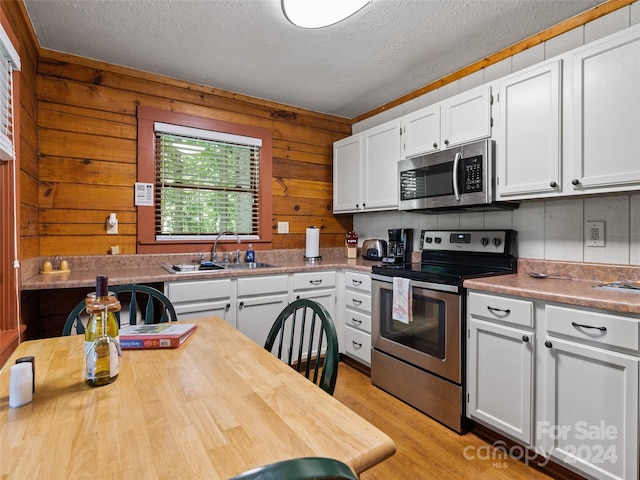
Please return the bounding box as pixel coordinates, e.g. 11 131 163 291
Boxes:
212 231 241 262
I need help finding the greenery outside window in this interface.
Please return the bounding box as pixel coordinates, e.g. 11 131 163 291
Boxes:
155 122 261 240
137 107 273 254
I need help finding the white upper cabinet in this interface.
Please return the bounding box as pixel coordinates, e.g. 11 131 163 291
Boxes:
333 135 362 213
400 85 492 159
440 85 492 148
333 119 400 213
399 104 440 158
566 25 640 194
495 59 562 199
362 120 400 211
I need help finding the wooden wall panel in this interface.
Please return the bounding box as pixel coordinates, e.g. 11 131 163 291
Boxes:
35 52 352 255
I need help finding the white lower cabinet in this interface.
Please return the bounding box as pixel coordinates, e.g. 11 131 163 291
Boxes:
165 278 234 325
236 275 289 346
542 305 639 480
292 271 336 320
467 291 640 480
342 271 372 366
467 292 535 444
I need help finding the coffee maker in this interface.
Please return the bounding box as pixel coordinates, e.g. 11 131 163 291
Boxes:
382 228 413 264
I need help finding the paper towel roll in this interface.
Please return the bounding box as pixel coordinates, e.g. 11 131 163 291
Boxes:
305 227 320 258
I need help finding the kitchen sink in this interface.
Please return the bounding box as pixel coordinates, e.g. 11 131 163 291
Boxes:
163 262 277 274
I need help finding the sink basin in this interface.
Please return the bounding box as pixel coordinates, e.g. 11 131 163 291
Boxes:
163 264 226 274
163 262 277 274
223 262 277 270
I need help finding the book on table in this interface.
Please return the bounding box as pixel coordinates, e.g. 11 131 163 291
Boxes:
119 323 198 349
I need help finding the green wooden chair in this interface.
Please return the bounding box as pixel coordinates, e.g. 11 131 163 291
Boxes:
228 457 358 480
264 298 339 395
62 284 178 335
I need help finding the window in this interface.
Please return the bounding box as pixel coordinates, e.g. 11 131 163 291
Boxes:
0 22 19 160
154 122 261 239
137 107 273 254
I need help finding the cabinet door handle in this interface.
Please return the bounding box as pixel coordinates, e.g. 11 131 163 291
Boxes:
352 318 362 325
352 299 362 306
352 279 362 286
487 306 510 314
571 321 607 332
352 341 362 349
309 279 322 285
545 340 553 348
522 335 529 342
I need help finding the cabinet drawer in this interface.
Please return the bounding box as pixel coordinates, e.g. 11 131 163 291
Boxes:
468 291 534 328
345 290 371 313
546 305 640 353
166 279 232 303
293 271 335 290
237 275 288 297
345 309 371 333
345 271 371 292
345 326 371 364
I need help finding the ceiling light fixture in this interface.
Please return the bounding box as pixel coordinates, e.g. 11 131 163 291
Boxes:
282 0 371 29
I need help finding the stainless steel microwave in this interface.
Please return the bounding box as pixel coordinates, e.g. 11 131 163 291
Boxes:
398 139 518 212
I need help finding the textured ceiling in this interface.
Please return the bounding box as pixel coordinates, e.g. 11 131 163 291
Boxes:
23 0 602 118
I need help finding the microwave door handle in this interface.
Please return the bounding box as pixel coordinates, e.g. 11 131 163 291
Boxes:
452 152 462 201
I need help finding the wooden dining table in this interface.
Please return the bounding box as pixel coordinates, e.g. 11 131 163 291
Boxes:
1 316 395 479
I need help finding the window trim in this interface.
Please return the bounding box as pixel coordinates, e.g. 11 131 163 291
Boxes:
137 106 273 254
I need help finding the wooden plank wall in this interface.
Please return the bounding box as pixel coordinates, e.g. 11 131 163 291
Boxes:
34 51 353 256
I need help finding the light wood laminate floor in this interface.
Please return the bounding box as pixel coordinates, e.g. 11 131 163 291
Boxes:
333 362 583 480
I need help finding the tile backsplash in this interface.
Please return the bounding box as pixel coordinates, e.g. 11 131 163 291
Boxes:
353 193 640 266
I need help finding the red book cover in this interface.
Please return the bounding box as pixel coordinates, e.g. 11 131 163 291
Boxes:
119 323 197 349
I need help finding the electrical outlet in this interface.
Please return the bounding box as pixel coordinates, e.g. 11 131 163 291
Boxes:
586 221 605 247
277 221 289 234
106 219 118 235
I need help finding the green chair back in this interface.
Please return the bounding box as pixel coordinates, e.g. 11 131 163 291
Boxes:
62 284 178 336
228 456 358 480
264 298 339 395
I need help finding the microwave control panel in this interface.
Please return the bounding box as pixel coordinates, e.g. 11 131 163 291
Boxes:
462 156 483 193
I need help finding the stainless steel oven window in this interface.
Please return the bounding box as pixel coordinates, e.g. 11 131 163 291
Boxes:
378 286 446 358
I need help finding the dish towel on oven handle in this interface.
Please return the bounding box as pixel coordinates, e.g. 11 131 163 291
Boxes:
392 276 412 324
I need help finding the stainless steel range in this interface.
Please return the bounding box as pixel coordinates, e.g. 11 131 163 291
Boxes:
371 229 517 433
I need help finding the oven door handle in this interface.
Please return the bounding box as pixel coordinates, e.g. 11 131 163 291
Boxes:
371 274 460 294
452 152 462 201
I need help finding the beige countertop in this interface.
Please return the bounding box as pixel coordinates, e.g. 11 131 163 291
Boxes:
465 258 640 315
21 248 381 290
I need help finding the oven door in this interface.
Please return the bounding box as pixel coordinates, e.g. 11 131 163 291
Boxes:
372 277 462 384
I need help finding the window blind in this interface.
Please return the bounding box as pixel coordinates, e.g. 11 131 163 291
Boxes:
154 123 261 238
0 24 20 162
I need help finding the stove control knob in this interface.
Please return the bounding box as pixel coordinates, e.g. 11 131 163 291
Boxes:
434 237 442 244
481 237 489 246
493 237 502 247
425 236 433 243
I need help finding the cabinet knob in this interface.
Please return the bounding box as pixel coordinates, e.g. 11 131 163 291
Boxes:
239 301 244 309
522 335 529 342
545 340 552 348
225 303 230 310
550 181 557 188
444 139 449 146
572 179 580 186
433 142 438 149
296 295 300 300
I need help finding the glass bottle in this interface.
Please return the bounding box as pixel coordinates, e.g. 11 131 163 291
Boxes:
84 275 121 387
